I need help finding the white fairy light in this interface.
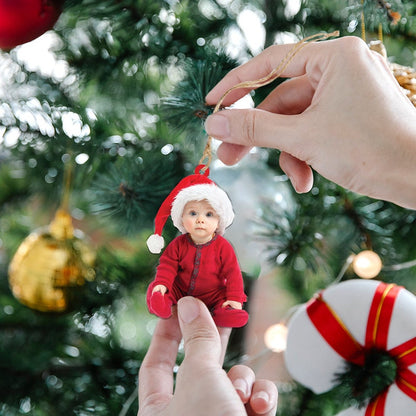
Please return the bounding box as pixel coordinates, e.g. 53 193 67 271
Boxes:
353 250 383 279
264 323 288 353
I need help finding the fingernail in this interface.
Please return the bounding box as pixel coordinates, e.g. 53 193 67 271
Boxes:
287 174 298 192
205 114 230 138
178 297 200 324
252 390 269 404
233 378 248 398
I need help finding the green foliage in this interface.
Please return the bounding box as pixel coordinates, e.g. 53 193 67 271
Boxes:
333 349 397 408
91 149 185 233
160 52 239 143
253 177 361 300
0 162 31 209
276 385 346 416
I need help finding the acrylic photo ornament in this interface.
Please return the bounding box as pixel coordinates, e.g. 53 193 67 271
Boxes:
145 164 248 328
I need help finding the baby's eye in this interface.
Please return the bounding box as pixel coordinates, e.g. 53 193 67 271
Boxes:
206 212 213 217
189 210 197 216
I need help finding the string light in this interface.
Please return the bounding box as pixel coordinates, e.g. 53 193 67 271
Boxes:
333 251 416 283
264 323 288 353
382 259 416 272
352 250 383 279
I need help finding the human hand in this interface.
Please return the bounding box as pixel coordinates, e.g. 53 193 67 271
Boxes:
151 284 167 295
222 300 243 309
138 296 278 416
205 36 416 209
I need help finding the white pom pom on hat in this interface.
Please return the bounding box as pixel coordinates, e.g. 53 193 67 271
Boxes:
146 234 165 254
146 164 234 253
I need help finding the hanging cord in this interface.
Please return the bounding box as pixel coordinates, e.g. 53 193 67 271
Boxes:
361 0 366 42
60 155 73 212
378 23 383 42
49 155 75 239
199 31 340 172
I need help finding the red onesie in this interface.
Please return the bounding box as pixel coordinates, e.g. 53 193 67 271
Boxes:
147 233 248 327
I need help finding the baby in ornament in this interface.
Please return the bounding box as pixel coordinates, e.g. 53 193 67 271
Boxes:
146 166 248 328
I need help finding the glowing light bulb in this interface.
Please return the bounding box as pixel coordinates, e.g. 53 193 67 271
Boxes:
352 250 382 279
264 323 288 353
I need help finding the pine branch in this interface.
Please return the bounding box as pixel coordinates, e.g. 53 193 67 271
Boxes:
333 349 397 408
90 150 184 233
357 0 408 33
160 52 239 143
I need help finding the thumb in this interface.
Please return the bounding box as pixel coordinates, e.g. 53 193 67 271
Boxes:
205 109 304 157
177 297 222 364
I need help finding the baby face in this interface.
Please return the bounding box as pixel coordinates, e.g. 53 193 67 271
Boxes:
181 200 219 245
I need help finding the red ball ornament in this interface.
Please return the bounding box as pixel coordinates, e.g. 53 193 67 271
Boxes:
0 0 63 50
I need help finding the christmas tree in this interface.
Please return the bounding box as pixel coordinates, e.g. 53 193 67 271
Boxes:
1 1 416 415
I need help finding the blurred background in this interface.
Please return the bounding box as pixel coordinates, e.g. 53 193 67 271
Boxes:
1 0 416 415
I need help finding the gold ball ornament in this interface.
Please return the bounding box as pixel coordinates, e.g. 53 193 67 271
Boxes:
352 250 383 279
8 209 95 313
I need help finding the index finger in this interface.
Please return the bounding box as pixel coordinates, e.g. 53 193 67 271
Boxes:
138 311 182 409
205 35 337 107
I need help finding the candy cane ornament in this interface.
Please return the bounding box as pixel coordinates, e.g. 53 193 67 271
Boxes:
285 280 416 415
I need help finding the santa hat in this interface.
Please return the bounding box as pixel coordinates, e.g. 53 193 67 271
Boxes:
146 165 234 253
